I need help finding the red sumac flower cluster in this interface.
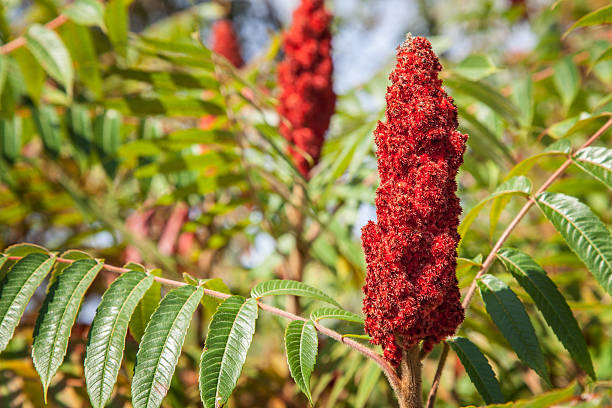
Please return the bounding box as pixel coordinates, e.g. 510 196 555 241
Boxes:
361 36 467 364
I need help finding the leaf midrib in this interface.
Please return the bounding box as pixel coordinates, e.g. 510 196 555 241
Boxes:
497 254 580 351
43 262 100 383
216 299 252 401
539 198 612 283
0 256 54 328
141 286 200 408
95 274 150 406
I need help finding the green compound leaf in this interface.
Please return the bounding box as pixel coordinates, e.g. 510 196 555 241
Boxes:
536 192 612 296
199 296 258 408
459 176 532 246
0 253 56 354
449 337 504 404
32 259 102 400
85 271 154 408
132 284 203 408
25 24 74 98
285 320 318 405
250 279 340 307
497 248 594 379
572 146 612 190
310 307 364 324
129 269 161 342
477 274 550 385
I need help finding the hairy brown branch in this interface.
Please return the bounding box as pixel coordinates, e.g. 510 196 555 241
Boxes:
425 117 612 408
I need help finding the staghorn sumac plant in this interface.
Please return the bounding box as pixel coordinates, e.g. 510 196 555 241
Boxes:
1 1 612 408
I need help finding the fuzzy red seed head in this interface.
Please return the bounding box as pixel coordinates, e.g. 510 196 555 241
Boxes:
277 0 336 178
361 35 467 365
211 19 244 68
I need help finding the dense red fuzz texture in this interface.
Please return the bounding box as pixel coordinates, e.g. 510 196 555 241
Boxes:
211 19 244 68
361 36 467 365
277 0 336 178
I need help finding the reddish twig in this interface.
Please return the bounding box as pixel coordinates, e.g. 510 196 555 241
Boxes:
425 117 612 408
0 14 68 55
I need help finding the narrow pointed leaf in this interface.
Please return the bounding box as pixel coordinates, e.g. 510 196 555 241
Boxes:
85 271 154 408
250 280 340 307
553 57 580 110
354 361 382 408
132 284 203 408
128 269 161 342
310 307 364 324
449 337 504 404
33 105 62 157
285 320 318 404
32 259 102 399
497 248 594 378
536 192 612 295
64 0 105 27
459 176 532 245
25 24 74 97
0 253 56 353
572 146 612 190
199 296 258 408
565 5 612 37
477 274 549 384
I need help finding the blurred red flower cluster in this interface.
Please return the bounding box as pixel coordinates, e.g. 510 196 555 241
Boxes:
211 19 244 68
277 0 336 178
361 36 467 364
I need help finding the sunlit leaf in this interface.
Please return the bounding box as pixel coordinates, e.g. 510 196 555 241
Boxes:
285 320 318 404
536 192 612 296
572 146 612 190
199 296 258 408
251 279 340 307
132 284 203 408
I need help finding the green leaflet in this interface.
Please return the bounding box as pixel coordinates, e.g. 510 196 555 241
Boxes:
449 337 504 404
0 253 56 353
459 176 532 247
536 192 612 296
132 284 203 408
105 0 128 58
199 296 258 408
477 274 550 385
32 105 62 157
497 248 594 378
25 24 74 98
310 307 364 324
553 56 580 110
128 269 161 342
32 258 102 400
565 5 612 37
444 75 520 125
572 146 612 190
0 116 21 163
250 279 340 307
485 382 578 408
354 361 381 408
85 271 154 408
63 0 105 27
285 320 318 404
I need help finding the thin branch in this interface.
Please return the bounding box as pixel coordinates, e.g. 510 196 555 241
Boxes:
0 14 68 55
425 117 612 408
4 253 401 391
